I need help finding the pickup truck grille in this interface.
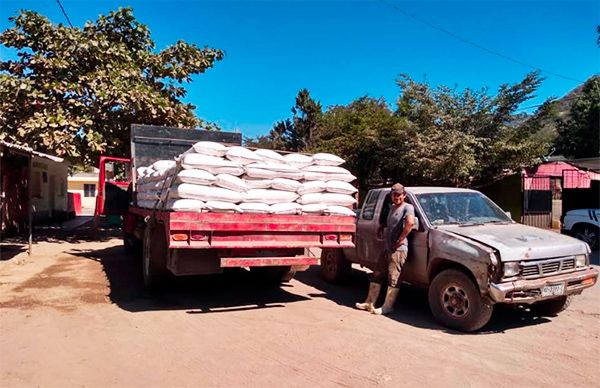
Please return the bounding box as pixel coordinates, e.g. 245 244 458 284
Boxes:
520 257 576 279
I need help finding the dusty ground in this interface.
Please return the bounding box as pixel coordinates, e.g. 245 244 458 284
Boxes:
1 227 599 388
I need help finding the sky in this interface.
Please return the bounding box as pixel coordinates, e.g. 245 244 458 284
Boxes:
1 0 599 138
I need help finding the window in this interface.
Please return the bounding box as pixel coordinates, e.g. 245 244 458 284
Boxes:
84 184 96 197
360 190 380 220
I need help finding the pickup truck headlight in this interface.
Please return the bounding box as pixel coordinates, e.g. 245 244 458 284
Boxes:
503 262 520 277
575 254 588 268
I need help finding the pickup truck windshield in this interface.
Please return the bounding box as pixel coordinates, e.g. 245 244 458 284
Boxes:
416 192 512 226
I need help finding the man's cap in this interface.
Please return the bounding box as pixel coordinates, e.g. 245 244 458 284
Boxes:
390 183 405 194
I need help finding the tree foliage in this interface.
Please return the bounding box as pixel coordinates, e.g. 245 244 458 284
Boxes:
249 72 556 189
0 8 223 166
554 76 600 158
245 89 322 151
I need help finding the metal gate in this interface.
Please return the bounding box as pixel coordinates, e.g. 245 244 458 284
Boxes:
522 175 552 228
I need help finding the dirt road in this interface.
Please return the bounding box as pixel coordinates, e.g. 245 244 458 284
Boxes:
1 232 599 387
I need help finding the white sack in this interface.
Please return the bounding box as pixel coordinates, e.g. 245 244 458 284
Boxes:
239 202 271 214
151 160 177 171
171 183 246 203
176 169 217 185
321 193 357 206
326 205 357 217
244 164 304 180
326 180 358 195
301 203 328 214
215 174 249 192
244 189 299 205
312 153 345 166
182 153 239 168
269 203 301 215
254 149 286 164
303 171 356 182
297 193 324 205
297 181 326 195
271 178 301 192
202 166 245 176
192 141 229 157
205 201 243 213
137 167 150 178
243 177 272 189
225 146 263 165
284 153 313 168
137 180 166 192
169 199 205 212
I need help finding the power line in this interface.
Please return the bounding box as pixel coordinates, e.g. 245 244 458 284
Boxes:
378 0 584 84
55 0 74 28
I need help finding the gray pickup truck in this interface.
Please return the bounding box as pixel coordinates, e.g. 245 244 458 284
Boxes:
320 187 599 332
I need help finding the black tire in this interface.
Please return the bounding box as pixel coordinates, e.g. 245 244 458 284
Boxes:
573 224 599 250
143 222 169 289
428 269 493 332
531 295 572 316
320 249 351 284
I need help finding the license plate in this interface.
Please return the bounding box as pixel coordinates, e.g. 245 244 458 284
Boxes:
542 283 565 297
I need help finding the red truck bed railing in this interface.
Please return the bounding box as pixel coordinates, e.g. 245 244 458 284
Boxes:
129 207 356 250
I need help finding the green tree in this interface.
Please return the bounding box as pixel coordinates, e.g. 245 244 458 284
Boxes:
394 72 556 186
245 89 322 151
0 8 223 166
554 76 600 158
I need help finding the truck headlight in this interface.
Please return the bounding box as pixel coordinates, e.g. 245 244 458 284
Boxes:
575 254 588 268
503 262 520 277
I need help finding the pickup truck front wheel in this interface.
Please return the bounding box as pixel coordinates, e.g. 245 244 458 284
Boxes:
320 249 351 283
428 269 493 332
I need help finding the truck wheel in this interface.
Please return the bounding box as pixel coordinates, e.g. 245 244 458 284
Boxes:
574 224 599 250
531 296 572 316
143 222 169 289
428 269 493 332
320 249 351 284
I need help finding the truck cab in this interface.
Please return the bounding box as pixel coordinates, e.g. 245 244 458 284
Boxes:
320 186 599 332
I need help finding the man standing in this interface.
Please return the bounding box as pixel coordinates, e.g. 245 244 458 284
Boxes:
355 183 415 315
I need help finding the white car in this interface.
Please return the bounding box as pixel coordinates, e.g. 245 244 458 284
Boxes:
562 209 599 250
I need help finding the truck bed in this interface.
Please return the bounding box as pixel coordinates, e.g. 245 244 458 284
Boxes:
129 206 356 250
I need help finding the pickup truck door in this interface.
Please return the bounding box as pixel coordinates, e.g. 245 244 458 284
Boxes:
400 194 429 287
356 190 385 268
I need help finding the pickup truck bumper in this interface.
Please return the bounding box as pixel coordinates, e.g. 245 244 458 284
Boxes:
489 267 599 304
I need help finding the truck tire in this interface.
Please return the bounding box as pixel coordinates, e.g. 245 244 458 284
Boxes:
143 222 169 289
531 295 572 316
573 224 599 250
428 269 493 332
320 249 351 284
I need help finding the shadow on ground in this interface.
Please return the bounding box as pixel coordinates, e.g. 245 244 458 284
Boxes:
295 266 555 335
67 244 309 314
0 244 26 261
2 224 122 247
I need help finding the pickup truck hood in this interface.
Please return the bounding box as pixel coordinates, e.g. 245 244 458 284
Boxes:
438 223 589 262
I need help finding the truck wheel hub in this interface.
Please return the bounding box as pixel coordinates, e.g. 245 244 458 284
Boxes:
442 285 469 317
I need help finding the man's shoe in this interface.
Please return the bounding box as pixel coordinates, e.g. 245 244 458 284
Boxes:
355 282 381 311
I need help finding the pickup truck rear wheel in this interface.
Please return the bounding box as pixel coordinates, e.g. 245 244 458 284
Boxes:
143 222 169 289
531 295 572 316
320 249 351 283
428 269 493 332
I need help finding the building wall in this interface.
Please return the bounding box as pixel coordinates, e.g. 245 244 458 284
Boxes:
30 156 69 223
67 179 97 214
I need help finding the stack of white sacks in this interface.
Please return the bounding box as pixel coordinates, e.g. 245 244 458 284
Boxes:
135 141 358 216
